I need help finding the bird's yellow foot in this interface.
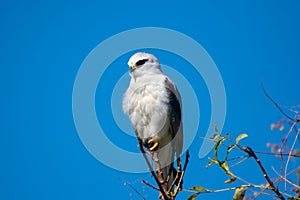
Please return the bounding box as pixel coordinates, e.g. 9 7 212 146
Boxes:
148 139 159 151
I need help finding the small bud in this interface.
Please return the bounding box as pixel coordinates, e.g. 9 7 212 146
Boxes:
270 124 276 131
279 124 285 131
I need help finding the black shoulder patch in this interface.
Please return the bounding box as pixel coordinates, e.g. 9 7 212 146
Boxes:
166 87 181 137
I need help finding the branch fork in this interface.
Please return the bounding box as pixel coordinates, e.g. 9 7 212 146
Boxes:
137 138 189 200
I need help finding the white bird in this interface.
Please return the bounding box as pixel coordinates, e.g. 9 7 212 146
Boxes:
123 52 183 191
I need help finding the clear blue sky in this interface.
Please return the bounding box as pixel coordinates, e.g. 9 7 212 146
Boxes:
1 1 300 199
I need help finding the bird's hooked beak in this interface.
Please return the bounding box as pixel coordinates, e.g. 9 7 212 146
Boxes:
129 63 136 73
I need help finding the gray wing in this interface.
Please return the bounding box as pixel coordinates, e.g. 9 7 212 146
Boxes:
167 88 181 138
165 77 183 157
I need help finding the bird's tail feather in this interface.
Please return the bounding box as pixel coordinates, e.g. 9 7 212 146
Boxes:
158 143 178 193
162 164 177 192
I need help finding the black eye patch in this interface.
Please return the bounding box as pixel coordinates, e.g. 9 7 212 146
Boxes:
135 59 148 66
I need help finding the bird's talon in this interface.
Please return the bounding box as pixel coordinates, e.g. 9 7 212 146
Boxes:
148 139 159 151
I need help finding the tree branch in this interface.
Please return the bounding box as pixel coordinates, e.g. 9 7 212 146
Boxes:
137 138 171 200
240 146 285 200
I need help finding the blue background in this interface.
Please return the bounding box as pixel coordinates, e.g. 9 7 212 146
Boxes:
1 1 300 199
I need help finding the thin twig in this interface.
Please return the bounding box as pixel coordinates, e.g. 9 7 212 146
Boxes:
170 151 190 196
119 178 147 200
284 128 300 190
254 151 300 158
249 189 276 200
261 81 294 121
183 151 190 173
142 179 160 191
229 156 250 168
274 121 296 190
184 184 262 194
272 166 300 190
279 121 296 190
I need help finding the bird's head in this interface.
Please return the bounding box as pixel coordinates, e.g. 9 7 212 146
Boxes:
127 52 162 79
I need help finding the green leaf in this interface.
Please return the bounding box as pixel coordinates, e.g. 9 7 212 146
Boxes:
189 186 206 192
225 144 236 161
188 194 198 200
188 186 207 200
225 176 237 184
220 161 237 184
227 145 236 153
235 133 248 144
233 186 248 200
220 161 230 172
206 157 218 168
214 137 226 160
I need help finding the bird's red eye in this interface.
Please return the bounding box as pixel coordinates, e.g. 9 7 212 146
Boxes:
135 59 148 66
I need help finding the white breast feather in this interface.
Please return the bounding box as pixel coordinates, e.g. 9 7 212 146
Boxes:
123 75 170 140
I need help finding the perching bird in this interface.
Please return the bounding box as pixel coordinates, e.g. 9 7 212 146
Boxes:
123 52 183 192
